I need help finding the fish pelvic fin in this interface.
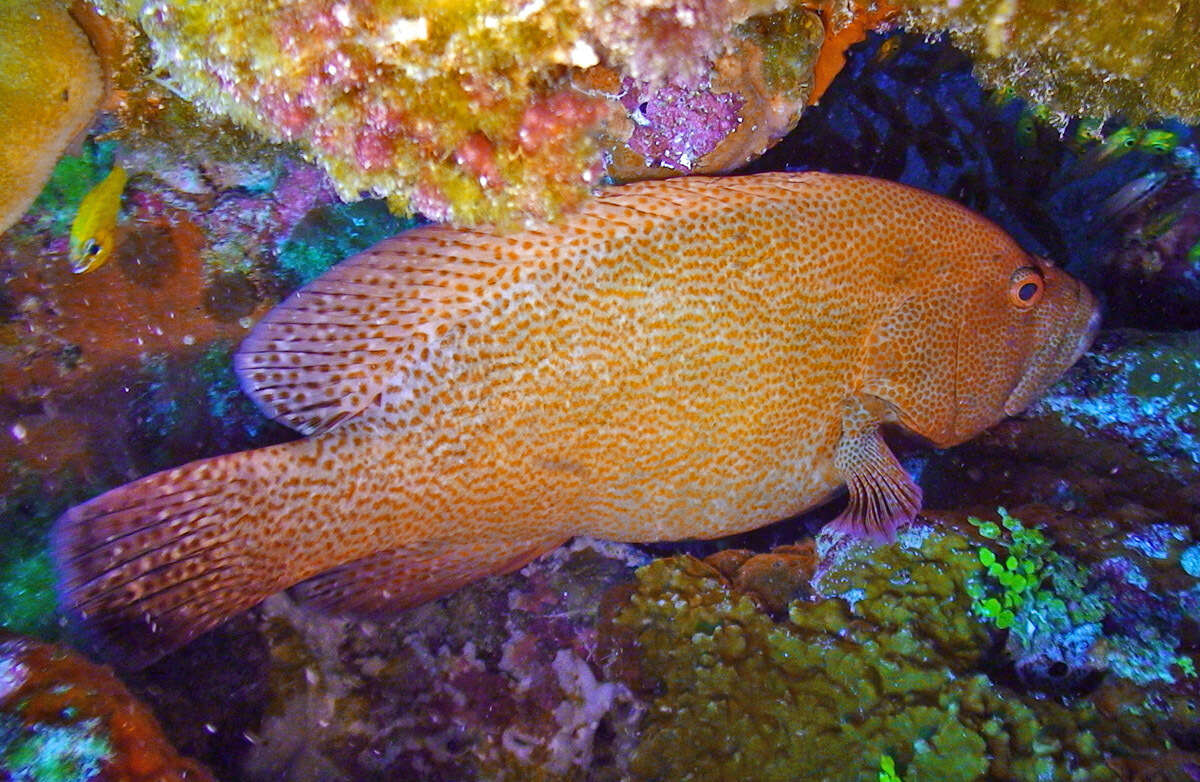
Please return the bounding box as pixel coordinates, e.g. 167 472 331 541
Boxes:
290 536 565 616
51 448 287 669
827 394 922 542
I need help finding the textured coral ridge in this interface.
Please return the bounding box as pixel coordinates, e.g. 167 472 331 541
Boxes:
605 516 1199 781
96 0 813 225
0 630 214 781
899 0 1200 124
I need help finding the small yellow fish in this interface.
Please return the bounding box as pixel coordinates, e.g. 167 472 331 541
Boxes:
1070 118 1105 151
68 165 126 274
1015 105 1051 147
1097 126 1142 160
1136 129 1179 156
52 173 1100 668
989 85 1020 108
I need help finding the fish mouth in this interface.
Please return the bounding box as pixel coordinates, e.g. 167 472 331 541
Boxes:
1069 305 1102 367
1003 275 1101 416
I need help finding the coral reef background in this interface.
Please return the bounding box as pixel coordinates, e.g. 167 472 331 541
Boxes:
2 0 1200 779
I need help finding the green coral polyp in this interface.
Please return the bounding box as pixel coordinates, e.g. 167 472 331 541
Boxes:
611 524 1118 780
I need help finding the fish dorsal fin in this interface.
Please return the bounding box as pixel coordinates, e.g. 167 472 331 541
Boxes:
235 225 512 434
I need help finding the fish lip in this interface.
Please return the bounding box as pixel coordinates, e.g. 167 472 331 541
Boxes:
1070 305 1102 366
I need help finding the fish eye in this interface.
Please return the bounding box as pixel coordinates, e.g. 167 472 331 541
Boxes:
1008 266 1044 308
85 240 101 256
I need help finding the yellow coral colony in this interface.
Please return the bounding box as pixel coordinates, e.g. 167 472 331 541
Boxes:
0 0 104 235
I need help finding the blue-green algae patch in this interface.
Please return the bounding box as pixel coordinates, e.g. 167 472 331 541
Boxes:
0 473 82 642
28 140 117 236
0 549 57 640
0 713 111 782
276 199 415 285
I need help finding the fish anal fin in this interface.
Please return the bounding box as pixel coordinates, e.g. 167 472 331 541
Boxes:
827 394 922 542
289 536 566 616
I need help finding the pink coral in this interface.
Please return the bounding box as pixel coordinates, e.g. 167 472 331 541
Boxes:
97 0 804 224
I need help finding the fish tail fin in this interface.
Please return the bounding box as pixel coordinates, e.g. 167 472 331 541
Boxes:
51 447 290 669
289 536 567 616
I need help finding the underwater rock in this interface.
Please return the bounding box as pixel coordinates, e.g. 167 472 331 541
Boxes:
0 0 104 235
963 507 1198 693
93 0 817 225
703 542 818 614
0 152 341 500
0 630 214 781
204 539 648 781
1032 329 1200 482
899 0 1200 124
275 199 412 287
602 5 825 179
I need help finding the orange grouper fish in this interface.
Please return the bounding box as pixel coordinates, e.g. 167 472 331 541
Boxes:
52 172 1100 667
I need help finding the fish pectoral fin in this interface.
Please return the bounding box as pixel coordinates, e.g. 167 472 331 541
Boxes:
234 226 506 435
289 535 566 616
826 393 922 541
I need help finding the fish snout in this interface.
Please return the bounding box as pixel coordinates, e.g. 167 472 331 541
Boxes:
1002 272 1101 416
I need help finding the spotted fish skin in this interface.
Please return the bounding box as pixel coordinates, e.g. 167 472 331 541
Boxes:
53 172 1099 667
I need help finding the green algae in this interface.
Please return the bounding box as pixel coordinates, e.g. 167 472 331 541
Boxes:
28 141 116 236
611 524 1119 781
0 549 57 640
0 470 83 642
900 0 1200 124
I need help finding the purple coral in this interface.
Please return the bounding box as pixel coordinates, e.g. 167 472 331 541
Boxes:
619 78 744 172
